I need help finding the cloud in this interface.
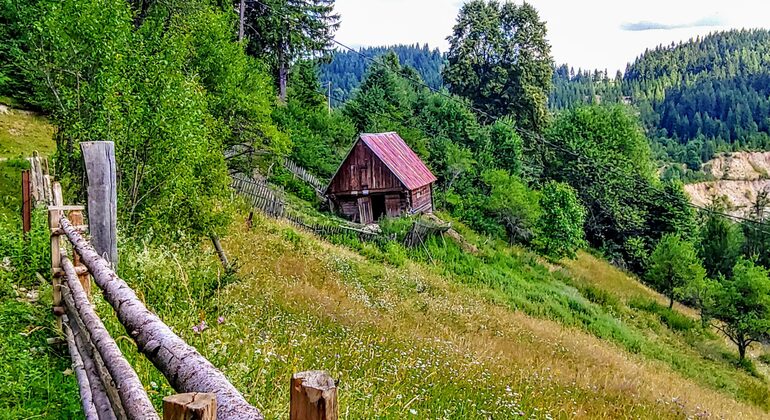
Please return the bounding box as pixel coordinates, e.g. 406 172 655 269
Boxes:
621 15 727 31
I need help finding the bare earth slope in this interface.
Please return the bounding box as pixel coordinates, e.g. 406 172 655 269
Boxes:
684 152 770 214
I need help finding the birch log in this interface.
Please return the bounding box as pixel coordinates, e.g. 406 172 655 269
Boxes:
62 285 121 420
62 255 159 420
61 217 264 420
62 320 99 420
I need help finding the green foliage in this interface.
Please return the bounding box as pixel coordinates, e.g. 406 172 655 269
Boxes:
273 61 357 178
646 234 706 309
551 30 770 166
482 169 540 244
536 181 586 259
545 105 696 270
698 209 745 278
320 44 444 104
708 258 770 360
242 0 340 97
19 0 283 239
628 298 698 333
383 242 408 267
0 211 50 288
443 0 553 130
0 299 82 417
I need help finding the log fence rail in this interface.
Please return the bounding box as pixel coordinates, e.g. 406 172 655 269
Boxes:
48 171 338 419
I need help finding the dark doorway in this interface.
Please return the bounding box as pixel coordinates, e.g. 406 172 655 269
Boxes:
371 195 386 221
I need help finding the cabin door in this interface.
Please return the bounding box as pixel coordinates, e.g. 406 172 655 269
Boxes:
357 197 373 224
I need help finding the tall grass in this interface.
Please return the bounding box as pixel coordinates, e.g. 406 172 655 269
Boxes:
93 213 768 418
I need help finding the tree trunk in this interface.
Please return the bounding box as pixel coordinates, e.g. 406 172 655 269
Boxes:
278 56 288 103
738 342 746 361
668 295 674 309
60 217 263 420
238 0 245 42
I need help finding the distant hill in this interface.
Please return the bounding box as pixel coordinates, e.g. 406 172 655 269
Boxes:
319 44 444 105
550 29 770 168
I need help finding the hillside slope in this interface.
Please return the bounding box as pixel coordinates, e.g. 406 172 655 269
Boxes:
100 212 769 418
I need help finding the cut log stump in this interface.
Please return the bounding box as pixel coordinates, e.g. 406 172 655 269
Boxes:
290 371 337 420
164 393 217 420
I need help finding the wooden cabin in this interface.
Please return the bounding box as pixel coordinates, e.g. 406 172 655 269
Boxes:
325 132 437 224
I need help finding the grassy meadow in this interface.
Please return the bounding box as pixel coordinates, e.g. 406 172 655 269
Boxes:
94 210 769 419
1 106 768 418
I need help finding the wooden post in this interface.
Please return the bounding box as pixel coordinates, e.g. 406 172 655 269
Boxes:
290 371 337 420
210 235 229 270
163 393 217 420
68 210 91 298
21 169 31 234
80 141 118 268
49 182 63 327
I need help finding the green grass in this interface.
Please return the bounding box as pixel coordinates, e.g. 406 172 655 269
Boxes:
0 157 30 220
85 209 768 418
0 294 82 419
0 107 55 158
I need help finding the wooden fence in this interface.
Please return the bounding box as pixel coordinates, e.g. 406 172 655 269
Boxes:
231 173 286 218
283 158 327 194
45 141 339 420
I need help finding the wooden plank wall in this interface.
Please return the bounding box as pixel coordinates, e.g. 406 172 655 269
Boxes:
328 142 402 194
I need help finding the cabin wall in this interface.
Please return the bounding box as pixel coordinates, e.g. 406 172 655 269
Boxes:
410 184 433 213
328 142 403 195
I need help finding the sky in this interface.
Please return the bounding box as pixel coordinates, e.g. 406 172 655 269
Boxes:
333 0 770 73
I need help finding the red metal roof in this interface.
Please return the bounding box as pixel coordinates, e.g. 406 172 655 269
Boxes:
359 132 437 190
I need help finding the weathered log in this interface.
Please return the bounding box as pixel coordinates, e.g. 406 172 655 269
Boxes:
62 319 100 420
62 285 121 420
164 393 217 420
61 255 159 420
50 182 63 329
290 371 338 420
210 234 229 270
61 217 263 420
80 141 119 267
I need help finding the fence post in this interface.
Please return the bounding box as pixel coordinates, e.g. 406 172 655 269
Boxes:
49 182 63 327
290 371 337 420
80 141 118 268
68 210 91 298
163 393 217 420
22 169 31 235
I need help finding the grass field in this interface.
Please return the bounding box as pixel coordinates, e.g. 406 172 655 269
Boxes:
0 106 55 219
0 107 55 158
91 211 769 419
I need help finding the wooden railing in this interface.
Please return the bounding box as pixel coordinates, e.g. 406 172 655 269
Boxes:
45 140 340 420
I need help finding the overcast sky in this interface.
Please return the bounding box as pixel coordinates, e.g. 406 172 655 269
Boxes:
334 0 770 73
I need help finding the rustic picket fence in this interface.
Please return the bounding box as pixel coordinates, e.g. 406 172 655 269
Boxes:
43 142 338 420
231 172 286 218
283 158 327 194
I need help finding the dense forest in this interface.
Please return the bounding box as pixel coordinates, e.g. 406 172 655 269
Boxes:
318 44 444 104
551 29 770 169
0 0 768 393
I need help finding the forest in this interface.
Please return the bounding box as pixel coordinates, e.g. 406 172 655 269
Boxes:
1 0 769 417
318 44 444 105
551 29 770 169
